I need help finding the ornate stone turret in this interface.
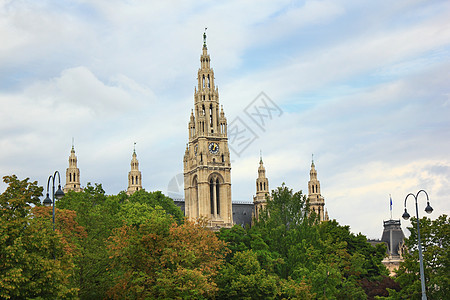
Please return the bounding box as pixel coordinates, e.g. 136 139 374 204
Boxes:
64 143 82 193
184 30 233 229
127 143 142 195
253 153 269 221
308 156 328 222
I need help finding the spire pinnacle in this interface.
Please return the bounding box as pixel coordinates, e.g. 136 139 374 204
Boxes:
260 150 263 163
133 142 136 154
203 27 208 47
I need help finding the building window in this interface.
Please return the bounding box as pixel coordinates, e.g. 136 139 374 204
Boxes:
216 178 220 215
210 179 214 214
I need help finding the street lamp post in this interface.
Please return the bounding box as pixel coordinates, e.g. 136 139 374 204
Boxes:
402 189 433 300
43 171 65 231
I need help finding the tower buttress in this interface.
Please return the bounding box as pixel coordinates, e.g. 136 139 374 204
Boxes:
183 31 233 230
307 157 328 222
127 143 142 195
64 143 82 193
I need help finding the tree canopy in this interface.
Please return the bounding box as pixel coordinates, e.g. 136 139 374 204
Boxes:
4 175 447 299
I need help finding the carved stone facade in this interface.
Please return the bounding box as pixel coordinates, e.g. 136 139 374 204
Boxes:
64 145 82 193
183 33 233 229
127 145 142 195
308 159 328 222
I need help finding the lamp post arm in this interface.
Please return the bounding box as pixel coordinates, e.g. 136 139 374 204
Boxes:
54 170 61 185
416 189 429 202
404 193 415 208
46 175 54 196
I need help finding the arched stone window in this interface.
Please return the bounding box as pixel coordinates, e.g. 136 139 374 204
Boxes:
216 178 220 215
209 174 222 216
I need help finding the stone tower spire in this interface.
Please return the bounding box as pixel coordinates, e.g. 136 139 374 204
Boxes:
308 156 328 222
184 31 233 229
253 153 269 221
127 143 142 195
64 142 82 193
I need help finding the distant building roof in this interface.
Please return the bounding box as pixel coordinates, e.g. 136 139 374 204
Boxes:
171 198 253 227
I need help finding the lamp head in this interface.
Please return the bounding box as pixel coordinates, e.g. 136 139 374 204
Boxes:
425 202 433 214
55 185 65 200
43 193 52 207
402 208 410 220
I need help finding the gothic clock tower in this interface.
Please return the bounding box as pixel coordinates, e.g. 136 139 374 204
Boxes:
183 31 233 229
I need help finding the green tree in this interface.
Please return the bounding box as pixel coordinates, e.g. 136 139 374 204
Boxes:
0 175 77 299
216 249 315 299
254 184 320 278
57 183 121 299
124 189 185 223
108 215 228 299
219 184 389 299
389 214 449 299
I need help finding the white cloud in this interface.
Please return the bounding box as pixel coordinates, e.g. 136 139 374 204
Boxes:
0 0 449 238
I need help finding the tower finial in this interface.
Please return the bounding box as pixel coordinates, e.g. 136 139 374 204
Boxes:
72 137 74 149
203 27 208 46
312 153 314 163
260 150 263 163
133 142 136 154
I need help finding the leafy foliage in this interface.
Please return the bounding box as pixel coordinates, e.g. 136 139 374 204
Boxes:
0 175 77 299
389 214 449 300
218 184 390 299
108 215 228 299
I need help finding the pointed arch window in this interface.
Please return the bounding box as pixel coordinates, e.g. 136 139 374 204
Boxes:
209 176 220 216
210 178 214 214
216 178 220 215
132 176 134 185
69 173 72 182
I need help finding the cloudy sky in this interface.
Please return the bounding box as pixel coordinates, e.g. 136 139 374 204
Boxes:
1 0 449 238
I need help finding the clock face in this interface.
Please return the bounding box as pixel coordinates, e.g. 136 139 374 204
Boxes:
208 142 219 154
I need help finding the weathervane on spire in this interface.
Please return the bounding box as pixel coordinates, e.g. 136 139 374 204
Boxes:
203 27 208 46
